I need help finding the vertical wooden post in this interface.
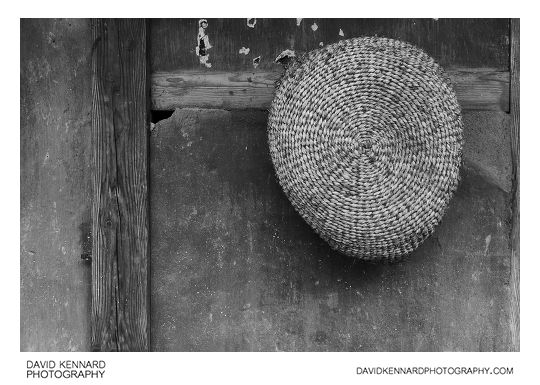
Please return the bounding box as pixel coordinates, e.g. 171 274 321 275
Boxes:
509 18 520 352
91 19 150 351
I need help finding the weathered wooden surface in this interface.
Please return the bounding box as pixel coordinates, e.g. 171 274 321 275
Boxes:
150 19 510 72
150 19 510 112
509 18 520 352
150 108 513 351
151 68 509 111
91 19 150 351
20 19 92 351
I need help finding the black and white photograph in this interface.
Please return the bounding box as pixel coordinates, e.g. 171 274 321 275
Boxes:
9 2 536 382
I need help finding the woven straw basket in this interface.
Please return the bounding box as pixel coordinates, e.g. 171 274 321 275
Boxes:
268 37 463 261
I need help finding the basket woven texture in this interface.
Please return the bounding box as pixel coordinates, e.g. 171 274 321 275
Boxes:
268 37 463 261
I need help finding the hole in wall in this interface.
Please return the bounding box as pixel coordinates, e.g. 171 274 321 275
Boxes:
151 110 175 124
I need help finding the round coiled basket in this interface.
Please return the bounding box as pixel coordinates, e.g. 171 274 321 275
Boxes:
268 37 463 261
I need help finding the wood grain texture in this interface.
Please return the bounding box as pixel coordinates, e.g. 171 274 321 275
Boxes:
151 68 509 111
150 19 510 72
21 18 93 352
509 18 520 352
91 19 150 351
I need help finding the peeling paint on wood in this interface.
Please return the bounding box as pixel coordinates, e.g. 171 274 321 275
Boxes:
196 19 212 68
275 49 295 64
150 19 510 72
252 56 261 69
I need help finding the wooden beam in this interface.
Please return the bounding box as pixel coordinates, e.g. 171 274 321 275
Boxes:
151 68 509 111
509 18 520 352
91 19 150 351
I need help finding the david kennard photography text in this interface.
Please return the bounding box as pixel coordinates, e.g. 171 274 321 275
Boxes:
27 360 106 379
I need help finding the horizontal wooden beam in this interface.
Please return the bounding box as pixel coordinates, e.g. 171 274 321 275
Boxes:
151 68 509 112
